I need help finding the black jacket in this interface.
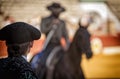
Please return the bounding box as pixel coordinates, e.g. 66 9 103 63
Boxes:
40 15 69 44
0 56 38 79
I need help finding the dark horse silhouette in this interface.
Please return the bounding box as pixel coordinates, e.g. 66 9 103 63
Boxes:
31 27 93 79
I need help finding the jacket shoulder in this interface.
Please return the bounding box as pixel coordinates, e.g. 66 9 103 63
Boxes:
41 16 51 21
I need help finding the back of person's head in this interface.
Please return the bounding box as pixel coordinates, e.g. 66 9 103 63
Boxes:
7 42 32 57
0 22 41 57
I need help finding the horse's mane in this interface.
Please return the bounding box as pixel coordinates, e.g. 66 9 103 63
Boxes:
66 29 82 62
53 29 83 79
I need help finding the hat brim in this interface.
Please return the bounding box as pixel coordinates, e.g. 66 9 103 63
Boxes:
0 22 41 44
47 6 65 12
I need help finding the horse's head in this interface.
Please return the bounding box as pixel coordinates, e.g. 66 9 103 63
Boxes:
75 30 93 59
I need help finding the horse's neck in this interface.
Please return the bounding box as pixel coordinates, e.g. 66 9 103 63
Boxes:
66 40 82 68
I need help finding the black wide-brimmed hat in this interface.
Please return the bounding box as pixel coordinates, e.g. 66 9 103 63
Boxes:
0 22 41 44
47 2 65 12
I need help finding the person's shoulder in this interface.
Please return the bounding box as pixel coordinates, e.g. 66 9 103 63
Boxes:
0 58 8 62
12 57 36 75
0 58 11 65
0 57 21 72
0 57 37 78
6 57 31 70
11 57 37 78
15 57 31 68
0 58 9 69
41 16 51 20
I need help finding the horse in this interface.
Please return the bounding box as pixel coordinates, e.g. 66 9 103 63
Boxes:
31 27 93 79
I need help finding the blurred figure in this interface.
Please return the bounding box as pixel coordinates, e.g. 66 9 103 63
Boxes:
40 2 69 50
0 22 41 79
31 2 70 79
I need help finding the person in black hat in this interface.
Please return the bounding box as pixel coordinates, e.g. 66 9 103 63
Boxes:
0 22 41 79
32 2 70 79
40 2 69 49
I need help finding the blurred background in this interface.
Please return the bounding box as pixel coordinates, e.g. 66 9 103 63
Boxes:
0 0 120 78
